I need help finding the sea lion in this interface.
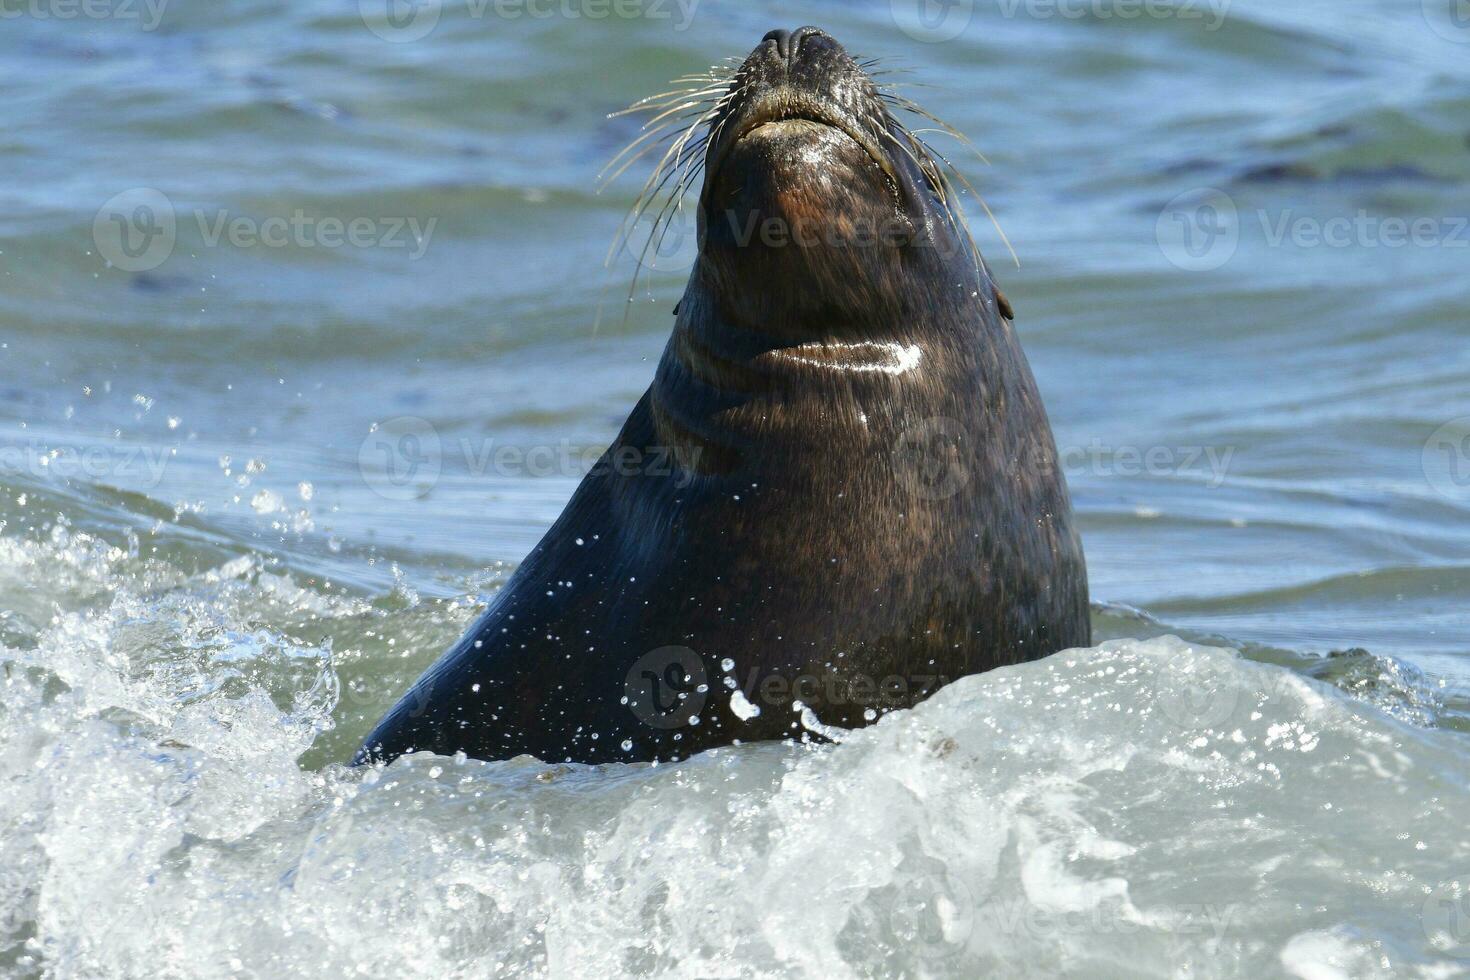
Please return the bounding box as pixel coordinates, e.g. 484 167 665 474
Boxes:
356 26 1089 766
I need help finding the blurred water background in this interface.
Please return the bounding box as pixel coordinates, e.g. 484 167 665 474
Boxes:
2 0 1469 975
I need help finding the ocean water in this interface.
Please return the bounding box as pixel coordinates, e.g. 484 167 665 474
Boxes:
2 0 1469 976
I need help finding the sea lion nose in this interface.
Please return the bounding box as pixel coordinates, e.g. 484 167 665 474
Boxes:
762 26 833 64
761 29 793 59
789 26 830 60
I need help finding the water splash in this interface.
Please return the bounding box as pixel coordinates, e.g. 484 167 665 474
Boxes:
4 546 1469 980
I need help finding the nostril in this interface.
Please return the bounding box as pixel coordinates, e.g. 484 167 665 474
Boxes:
761 29 792 60
789 26 826 59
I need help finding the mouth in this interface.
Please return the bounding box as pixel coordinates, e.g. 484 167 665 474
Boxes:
709 94 899 192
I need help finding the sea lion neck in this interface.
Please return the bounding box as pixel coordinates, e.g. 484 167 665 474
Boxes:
656 264 980 424
682 233 980 349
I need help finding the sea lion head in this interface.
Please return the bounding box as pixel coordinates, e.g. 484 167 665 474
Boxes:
695 27 976 326
613 27 993 333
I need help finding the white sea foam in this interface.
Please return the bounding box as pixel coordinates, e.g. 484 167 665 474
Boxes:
2 540 1469 978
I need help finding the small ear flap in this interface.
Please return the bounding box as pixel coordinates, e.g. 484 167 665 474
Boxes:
672 300 681 316
995 288 1014 321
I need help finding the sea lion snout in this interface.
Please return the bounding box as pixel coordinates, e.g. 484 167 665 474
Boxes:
693 27 958 321
759 26 829 64
696 27 929 308
705 27 885 184
757 26 840 66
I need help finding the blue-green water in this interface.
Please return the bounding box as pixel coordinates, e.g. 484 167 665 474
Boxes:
2 2 1470 976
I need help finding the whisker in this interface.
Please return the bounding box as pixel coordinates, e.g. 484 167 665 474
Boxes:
599 127 701 190
599 112 707 184
610 88 728 119
881 94 990 166
609 144 704 267
606 107 716 269
605 83 754 320
911 132 1018 268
